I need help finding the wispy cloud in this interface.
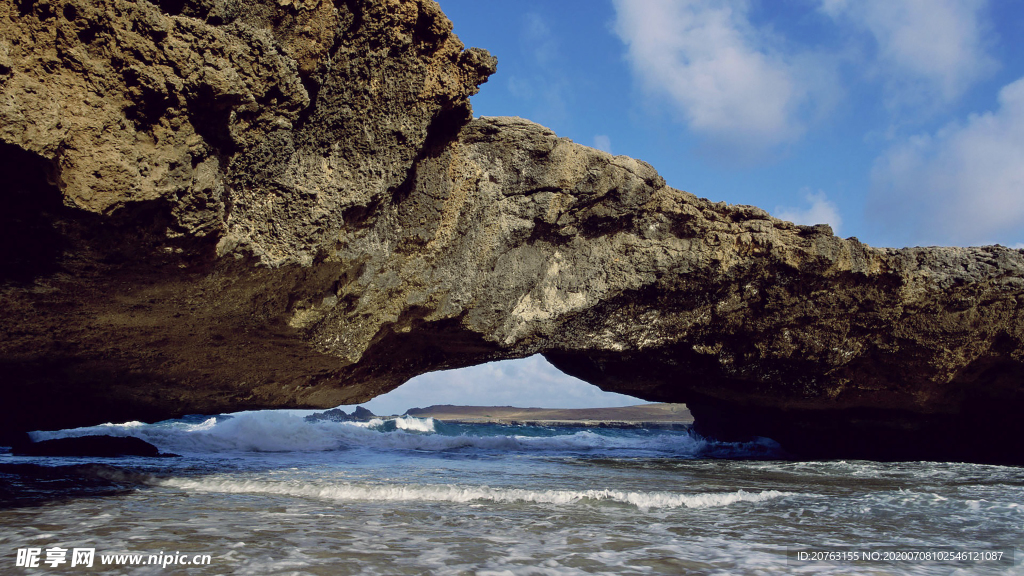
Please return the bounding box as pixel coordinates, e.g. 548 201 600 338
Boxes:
592 135 612 154
775 190 843 235
523 12 557 66
819 0 997 112
612 0 837 159
504 13 570 126
870 76 1024 246
611 0 999 161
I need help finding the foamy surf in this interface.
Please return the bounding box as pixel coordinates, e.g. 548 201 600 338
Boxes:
27 411 783 458
393 415 436 432
152 476 792 511
8 421 1021 576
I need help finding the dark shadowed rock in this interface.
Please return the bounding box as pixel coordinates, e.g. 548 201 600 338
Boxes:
305 405 376 422
11 435 173 458
304 408 352 423
0 0 1022 462
351 406 377 421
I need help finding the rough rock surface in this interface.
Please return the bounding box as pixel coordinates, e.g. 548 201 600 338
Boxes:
2 0 1023 462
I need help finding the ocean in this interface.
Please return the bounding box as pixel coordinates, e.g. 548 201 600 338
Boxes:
1 412 1021 575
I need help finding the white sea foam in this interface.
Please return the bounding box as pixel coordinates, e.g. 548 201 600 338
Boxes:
32 412 349 453
6 443 1018 576
26 411 777 458
393 415 435 433
153 476 792 511
342 418 385 429
28 412 705 455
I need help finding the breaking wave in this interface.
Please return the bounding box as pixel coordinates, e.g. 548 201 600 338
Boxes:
28 411 782 458
152 475 792 511
394 415 436 433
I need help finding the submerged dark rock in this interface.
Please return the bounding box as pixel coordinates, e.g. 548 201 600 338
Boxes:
0 0 1022 463
11 435 174 458
0 463 144 508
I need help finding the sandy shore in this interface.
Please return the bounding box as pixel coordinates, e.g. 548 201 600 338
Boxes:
405 403 693 428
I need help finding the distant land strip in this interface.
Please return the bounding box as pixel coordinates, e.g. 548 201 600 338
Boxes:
404 404 693 428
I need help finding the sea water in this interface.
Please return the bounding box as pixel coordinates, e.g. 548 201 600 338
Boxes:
1 412 1021 575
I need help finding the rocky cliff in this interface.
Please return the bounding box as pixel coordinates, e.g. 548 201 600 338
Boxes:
2 0 1023 462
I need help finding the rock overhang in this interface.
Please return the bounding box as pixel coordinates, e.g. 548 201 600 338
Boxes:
0 0 1022 463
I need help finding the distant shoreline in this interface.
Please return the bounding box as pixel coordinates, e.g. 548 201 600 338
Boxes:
404 403 693 428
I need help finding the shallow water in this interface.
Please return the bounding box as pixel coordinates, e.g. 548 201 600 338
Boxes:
1 413 1021 575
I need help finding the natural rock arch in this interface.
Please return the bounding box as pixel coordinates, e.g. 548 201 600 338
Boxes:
1 0 1022 462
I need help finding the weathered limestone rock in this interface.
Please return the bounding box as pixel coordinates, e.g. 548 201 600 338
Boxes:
1 0 1022 462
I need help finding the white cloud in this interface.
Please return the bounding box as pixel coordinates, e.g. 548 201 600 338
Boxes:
593 135 612 154
870 76 1024 246
612 0 836 156
775 190 843 235
819 0 996 109
355 355 641 416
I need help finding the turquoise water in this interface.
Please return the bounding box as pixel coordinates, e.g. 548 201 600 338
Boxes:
1 413 1022 575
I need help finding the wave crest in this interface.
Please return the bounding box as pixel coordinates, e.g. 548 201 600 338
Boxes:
154 476 791 511
28 411 781 458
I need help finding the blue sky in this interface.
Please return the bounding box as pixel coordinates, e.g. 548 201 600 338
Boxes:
359 0 1024 415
